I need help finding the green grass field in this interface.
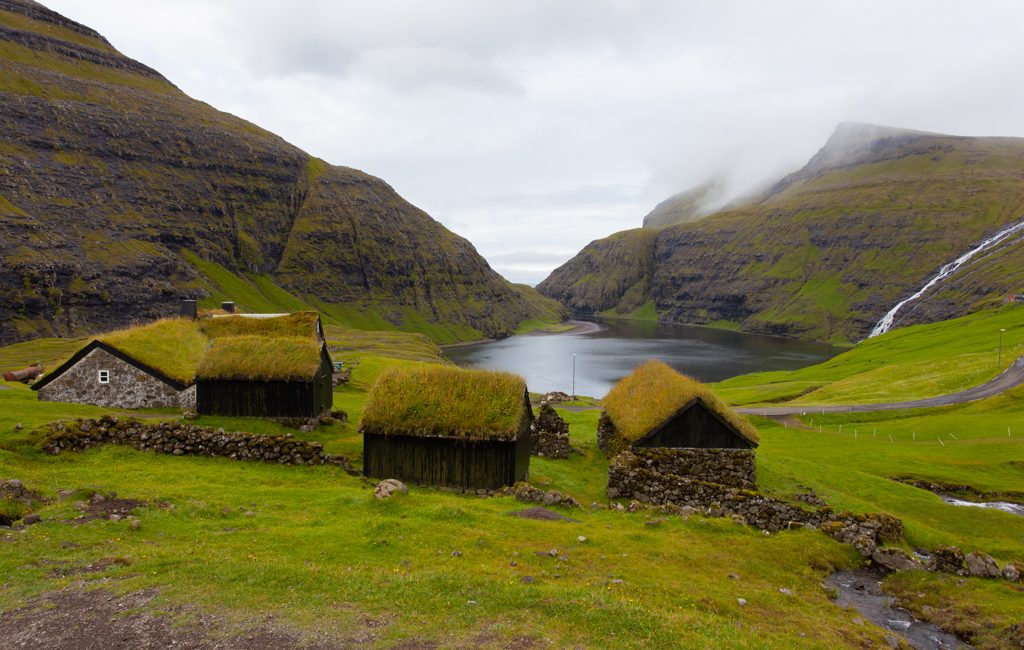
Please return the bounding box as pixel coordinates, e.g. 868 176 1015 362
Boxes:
715 304 1024 406
2 307 1023 647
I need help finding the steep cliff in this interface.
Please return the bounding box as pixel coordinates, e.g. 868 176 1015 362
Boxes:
540 123 1024 342
0 0 562 345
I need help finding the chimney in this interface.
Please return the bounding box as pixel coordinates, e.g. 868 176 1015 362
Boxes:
221 301 235 314
180 299 197 320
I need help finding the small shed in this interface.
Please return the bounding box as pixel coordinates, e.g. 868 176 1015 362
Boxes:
600 360 759 495
195 336 333 418
360 366 533 490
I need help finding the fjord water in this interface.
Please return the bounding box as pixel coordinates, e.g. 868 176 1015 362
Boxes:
445 319 840 398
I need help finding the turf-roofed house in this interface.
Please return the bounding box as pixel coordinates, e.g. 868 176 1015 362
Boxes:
195 312 333 418
360 367 534 490
599 360 760 504
32 318 207 409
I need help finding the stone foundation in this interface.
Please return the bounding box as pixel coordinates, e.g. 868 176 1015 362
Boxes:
611 448 755 490
531 404 570 459
42 416 349 468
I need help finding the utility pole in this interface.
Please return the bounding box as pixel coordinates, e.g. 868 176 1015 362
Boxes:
571 353 576 399
999 328 1006 367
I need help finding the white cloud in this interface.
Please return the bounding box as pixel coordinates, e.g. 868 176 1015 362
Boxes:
44 0 1024 284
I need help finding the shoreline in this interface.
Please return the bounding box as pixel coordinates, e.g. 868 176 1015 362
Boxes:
440 319 604 350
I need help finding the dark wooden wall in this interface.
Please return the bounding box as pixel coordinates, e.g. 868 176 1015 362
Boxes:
635 401 752 449
363 433 531 489
196 355 333 418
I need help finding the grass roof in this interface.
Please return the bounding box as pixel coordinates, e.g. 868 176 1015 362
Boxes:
196 336 324 381
360 366 529 441
201 312 320 340
603 360 759 448
99 318 207 385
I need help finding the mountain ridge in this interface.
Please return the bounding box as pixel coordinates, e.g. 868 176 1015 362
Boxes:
0 0 563 345
539 122 1024 342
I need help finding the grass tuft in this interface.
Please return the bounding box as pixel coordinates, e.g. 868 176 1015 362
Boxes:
196 336 323 381
361 366 528 440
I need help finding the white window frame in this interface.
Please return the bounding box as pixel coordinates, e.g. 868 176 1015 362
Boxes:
98 369 110 384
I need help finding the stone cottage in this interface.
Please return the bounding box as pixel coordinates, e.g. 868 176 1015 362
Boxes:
32 339 196 409
599 360 759 503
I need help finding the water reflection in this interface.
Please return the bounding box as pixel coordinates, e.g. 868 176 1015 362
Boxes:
444 319 840 398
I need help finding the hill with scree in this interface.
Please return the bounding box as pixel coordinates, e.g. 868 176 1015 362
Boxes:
539 123 1024 342
0 0 562 346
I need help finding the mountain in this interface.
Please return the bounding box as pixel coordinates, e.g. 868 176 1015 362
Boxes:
641 178 725 229
0 0 562 345
539 122 1024 343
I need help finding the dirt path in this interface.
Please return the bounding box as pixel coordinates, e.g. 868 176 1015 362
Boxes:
738 353 1024 416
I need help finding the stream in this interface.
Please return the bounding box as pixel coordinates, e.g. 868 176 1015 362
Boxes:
826 570 963 649
940 495 1024 517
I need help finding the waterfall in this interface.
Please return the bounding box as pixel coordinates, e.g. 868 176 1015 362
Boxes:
869 218 1024 338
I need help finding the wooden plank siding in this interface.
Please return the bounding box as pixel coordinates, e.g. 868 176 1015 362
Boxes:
196 353 333 417
363 432 531 489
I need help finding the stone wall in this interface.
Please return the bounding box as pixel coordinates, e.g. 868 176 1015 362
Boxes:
531 404 570 459
607 452 903 552
612 448 755 490
42 416 349 468
37 348 189 409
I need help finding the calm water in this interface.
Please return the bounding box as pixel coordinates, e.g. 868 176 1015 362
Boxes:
444 319 840 398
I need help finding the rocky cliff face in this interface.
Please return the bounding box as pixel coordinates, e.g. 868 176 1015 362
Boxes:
0 0 561 345
540 123 1024 342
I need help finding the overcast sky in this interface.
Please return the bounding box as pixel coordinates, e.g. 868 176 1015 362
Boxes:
45 1 1024 285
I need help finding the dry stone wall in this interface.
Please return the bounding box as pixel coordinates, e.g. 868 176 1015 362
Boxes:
37 348 191 409
42 416 349 467
612 448 755 490
531 404 570 459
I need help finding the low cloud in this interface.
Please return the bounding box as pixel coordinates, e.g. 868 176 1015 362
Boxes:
45 1 1024 282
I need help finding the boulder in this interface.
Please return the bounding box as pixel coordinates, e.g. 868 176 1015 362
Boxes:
373 479 409 500
964 551 1001 579
851 534 876 558
927 545 966 575
1003 562 1022 582
872 547 926 573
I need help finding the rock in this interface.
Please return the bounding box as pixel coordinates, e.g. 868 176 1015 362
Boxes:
737 598 747 606
451 550 462 558
14 423 23 431
373 479 409 500
108 514 121 522
964 551 1001 578
851 535 876 558
872 547 926 573
520 576 535 584
242 510 255 517
130 519 142 530
1002 562 1021 582
21 513 41 525
542 491 562 506
927 545 966 575
678 506 698 518
577 536 587 543
778 588 793 596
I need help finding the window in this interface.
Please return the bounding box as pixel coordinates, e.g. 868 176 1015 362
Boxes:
98 370 110 384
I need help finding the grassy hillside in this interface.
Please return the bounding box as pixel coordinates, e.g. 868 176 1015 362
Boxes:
540 123 1024 342
715 305 1024 406
0 0 562 345
1 313 1023 646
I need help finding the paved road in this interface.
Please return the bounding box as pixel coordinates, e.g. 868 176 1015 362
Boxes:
737 352 1024 416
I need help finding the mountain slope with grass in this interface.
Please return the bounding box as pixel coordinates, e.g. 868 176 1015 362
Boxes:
0 0 562 345
540 122 1024 342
